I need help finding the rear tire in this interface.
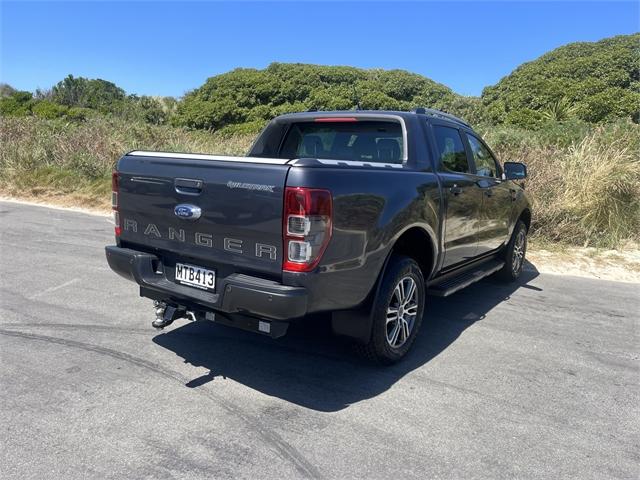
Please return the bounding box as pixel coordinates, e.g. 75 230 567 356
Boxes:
359 255 425 364
496 220 527 282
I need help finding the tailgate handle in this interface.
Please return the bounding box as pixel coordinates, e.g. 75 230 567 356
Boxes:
175 178 203 195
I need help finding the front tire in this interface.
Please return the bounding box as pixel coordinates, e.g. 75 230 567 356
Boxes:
496 220 528 282
359 255 425 364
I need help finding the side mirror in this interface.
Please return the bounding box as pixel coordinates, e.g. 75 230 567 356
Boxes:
504 162 527 180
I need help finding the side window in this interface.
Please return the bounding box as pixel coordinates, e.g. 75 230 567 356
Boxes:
466 134 499 178
433 125 470 173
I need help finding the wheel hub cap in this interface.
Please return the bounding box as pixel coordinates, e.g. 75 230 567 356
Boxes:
386 276 419 348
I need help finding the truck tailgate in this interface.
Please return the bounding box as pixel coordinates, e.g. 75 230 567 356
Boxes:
116 152 290 277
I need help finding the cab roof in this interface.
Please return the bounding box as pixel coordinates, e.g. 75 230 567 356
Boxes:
273 108 470 129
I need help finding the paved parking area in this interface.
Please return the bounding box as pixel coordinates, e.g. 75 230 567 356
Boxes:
1 201 638 479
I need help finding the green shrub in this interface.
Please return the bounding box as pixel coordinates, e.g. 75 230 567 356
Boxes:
65 107 93 121
482 33 640 126
504 108 546 129
173 63 462 130
0 91 34 116
32 100 69 119
51 74 126 110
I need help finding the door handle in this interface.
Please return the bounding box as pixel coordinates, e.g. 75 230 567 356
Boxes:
174 178 203 195
449 185 463 196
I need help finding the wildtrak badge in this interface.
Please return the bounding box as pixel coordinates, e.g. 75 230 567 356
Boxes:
226 181 275 193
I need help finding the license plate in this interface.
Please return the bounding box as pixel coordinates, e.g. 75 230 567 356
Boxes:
175 263 215 290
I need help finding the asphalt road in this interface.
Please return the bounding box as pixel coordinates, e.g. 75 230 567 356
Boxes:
0 200 638 480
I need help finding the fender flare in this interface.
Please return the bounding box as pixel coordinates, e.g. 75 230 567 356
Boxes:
330 249 394 344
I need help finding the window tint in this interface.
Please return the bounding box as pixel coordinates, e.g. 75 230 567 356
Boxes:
279 121 403 164
433 125 470 173
466 134 499 178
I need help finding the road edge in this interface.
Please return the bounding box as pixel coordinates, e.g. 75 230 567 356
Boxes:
0 196 110 217
1 197 637 284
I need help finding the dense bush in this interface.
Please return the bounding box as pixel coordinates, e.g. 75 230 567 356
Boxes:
51 75 126 111
31 100 69 119
2 34 638 133
1 76 177 126
173 63 467 131
0 90 35 116
482 34 640 127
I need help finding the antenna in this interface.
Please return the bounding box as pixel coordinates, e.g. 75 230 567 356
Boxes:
352 83 361 110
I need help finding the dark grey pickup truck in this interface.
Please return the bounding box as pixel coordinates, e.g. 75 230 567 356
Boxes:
106 108 531 363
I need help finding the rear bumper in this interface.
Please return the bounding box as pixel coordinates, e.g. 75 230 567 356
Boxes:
105 246 307 321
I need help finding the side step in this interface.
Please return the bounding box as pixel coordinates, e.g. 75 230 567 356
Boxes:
428 259 505 297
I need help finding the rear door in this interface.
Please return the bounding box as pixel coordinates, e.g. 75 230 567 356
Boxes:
429 123 483 268
463 133 512 255
116 153 290 277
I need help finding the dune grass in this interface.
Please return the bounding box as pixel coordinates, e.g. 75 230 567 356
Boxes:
482 121 639 247
1 116 638 247
0 116 253 209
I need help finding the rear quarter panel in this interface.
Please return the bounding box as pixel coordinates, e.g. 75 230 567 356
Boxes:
284 166 441 313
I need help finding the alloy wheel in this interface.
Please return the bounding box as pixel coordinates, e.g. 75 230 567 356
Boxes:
512 229 526 274
386 276 419 348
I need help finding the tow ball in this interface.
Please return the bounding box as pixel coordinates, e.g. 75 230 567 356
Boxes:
151 301 190 329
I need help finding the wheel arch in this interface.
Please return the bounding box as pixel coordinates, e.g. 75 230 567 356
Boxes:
390 225 437 281
518 207 532 232
330 225 436 345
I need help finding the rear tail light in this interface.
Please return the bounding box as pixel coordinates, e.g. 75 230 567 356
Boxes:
112 170 121 236
283 187 332 272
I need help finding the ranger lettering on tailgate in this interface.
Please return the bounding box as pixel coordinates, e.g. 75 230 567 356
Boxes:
122 218 277 260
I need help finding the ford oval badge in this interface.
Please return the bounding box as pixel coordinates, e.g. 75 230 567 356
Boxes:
174 204 202 220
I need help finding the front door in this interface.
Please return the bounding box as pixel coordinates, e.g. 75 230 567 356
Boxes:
464 132 512 255
431 124 482 268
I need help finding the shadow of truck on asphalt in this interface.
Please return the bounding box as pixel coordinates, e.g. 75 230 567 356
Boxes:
153 264 540 412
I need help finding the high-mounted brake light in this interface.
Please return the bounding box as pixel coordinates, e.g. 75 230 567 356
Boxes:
283 187 332 272
314 117 358 123
112 170 121 237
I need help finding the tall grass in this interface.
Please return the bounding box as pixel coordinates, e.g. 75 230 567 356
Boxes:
483 121 640 247
1 116 638 247
0 116 253 208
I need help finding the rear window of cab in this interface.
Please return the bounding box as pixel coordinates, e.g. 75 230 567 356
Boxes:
279 120 404 164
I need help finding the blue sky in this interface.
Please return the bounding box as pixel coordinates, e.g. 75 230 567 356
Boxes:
1 1 638 98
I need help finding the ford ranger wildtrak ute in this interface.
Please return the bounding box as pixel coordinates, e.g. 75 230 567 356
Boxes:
105 108 531 363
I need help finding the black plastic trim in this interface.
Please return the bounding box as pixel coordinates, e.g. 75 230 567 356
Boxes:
105 246 307 321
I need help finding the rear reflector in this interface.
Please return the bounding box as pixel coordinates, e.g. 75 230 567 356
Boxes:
283 187 332 272
314 117 358 123
113 211 121 235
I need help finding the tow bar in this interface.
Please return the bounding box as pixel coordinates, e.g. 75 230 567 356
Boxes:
152 301 192 329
